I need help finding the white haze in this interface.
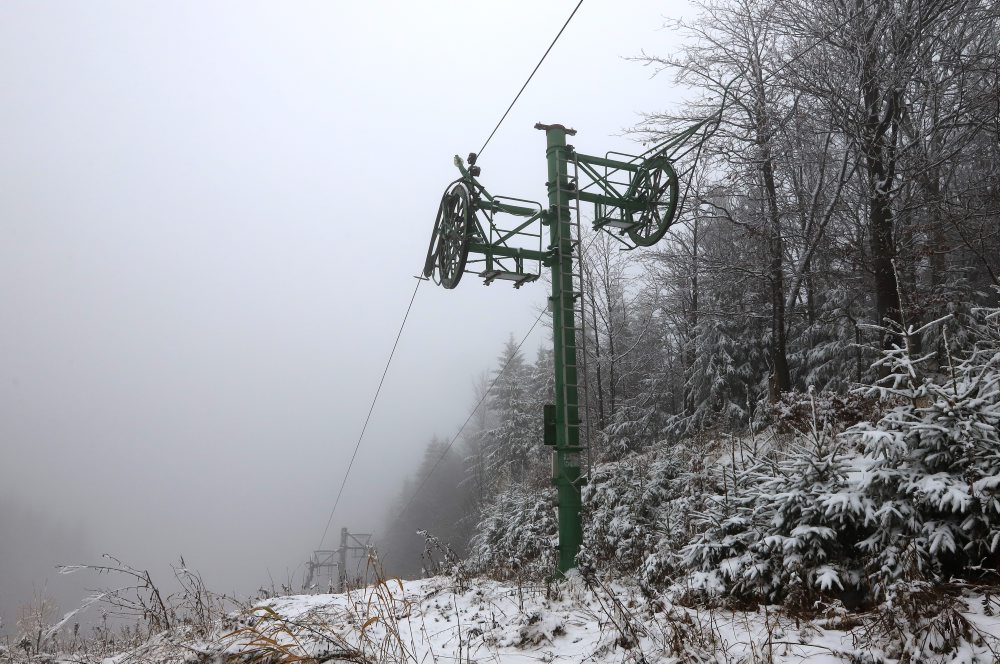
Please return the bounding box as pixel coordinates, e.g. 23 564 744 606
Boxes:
0 0 691 629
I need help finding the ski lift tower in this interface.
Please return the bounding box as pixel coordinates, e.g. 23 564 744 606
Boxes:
303 528 373 592
422 118 714 574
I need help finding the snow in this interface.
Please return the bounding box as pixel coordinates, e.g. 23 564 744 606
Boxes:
87 575 1000 663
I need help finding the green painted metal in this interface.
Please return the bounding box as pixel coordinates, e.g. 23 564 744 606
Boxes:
467 243 548 262
578 190 634 209
537 122 583 574
543 404 556 447
422 110 720 572
574 152 639 171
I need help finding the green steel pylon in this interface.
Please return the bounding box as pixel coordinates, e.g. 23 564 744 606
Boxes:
538 123 584 572
422 119 710 573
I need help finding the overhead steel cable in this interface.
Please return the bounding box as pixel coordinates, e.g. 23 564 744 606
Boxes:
320 0 877 556
391 226 605 523
392 307 546 523
317 276 423 550
477 0 584 158
314 2 584 552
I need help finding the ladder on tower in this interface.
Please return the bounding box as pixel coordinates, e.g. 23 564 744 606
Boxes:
552 154 592 477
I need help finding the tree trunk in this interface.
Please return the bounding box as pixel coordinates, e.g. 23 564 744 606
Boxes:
763 154 791 400
685 214 700 413
753 66 791 400
588 277 606 431
861 44 902 346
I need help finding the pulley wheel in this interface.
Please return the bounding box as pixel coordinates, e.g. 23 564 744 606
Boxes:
435 181 473 289
625 156 679 247
422 193 447 279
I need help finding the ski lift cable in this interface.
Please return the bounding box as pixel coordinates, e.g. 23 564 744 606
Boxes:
319 0 878 553
478 0 585 159
314 2 584 552
392 228 606 523
392 307 546 524
317 276 424 551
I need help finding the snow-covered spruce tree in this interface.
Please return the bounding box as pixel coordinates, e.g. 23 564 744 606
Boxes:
478 337 540 490
753 420 869 608
525 346 554 487
595 284 681 460
678 460 765 602
468 484 556 580
848 310 1000 597
580 442 712 581
788 284 878 393
680 415 867 607
381 437 475 579
671 304 769 436
639 444 720 589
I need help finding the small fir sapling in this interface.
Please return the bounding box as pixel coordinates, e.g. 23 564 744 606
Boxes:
679 458 769 602
848 309 1000 596
680 409 866 607
469 484 557 580
579 442 716 587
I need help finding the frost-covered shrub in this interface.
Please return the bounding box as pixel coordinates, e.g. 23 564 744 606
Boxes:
580 454 666 576
468 484 556 580
751 430 868 607
848 311 1000 596
681 306 1000 608
580 443 715 585
681 412 869 607
855 582 995 663
678 463 764 603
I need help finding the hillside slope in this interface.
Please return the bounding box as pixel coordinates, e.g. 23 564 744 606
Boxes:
50 574 998 663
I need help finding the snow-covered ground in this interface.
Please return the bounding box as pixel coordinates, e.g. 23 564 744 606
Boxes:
87 574 1000 663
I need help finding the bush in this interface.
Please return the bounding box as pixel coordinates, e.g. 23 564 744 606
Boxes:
468 484 557 580
681 307 1000 607
580 442 716 588
848 312 1000 596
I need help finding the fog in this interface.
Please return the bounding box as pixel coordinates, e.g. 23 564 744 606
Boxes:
0 0 690 630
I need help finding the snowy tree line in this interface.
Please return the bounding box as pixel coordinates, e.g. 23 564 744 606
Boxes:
618 0 999 436
383 301 1000 617
379 0 1000 600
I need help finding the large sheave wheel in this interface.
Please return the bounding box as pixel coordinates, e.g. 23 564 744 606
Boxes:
625 156 679 247
426 181 472 289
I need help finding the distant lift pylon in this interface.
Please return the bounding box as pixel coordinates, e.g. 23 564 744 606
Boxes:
304 528 372 593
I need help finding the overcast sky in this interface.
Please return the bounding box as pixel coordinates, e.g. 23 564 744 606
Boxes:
0 0 694 624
